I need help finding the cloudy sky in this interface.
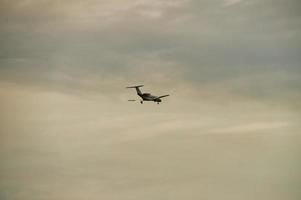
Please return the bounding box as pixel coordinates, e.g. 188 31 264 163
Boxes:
0 0 300 199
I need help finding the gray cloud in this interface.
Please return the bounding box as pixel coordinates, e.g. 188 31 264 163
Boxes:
0 1 300 199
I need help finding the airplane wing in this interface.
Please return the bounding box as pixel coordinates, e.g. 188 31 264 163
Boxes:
126 85 144 88
156 95 170 99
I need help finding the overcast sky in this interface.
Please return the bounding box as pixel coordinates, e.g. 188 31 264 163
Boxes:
0 0 300 200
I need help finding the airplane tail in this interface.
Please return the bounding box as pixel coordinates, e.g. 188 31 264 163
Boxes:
126 85 144 95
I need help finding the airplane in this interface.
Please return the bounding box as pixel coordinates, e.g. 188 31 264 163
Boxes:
126 85 169 104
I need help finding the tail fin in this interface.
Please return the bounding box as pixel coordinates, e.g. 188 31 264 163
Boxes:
126 85 144 95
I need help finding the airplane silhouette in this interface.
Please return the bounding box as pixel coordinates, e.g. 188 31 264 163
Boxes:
126 85 169 104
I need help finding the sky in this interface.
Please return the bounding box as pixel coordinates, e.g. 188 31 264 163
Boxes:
0 0 300 199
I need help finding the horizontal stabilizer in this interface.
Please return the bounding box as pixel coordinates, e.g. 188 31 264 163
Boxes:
126 85 144 88
128 99 136 101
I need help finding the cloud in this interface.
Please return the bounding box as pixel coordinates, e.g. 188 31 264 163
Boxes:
0 1 300 199
211 121 291 134
1 83 300 199
0 0 300 111
224 0 243 6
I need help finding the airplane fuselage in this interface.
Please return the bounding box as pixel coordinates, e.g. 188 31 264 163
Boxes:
139 93 161 102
